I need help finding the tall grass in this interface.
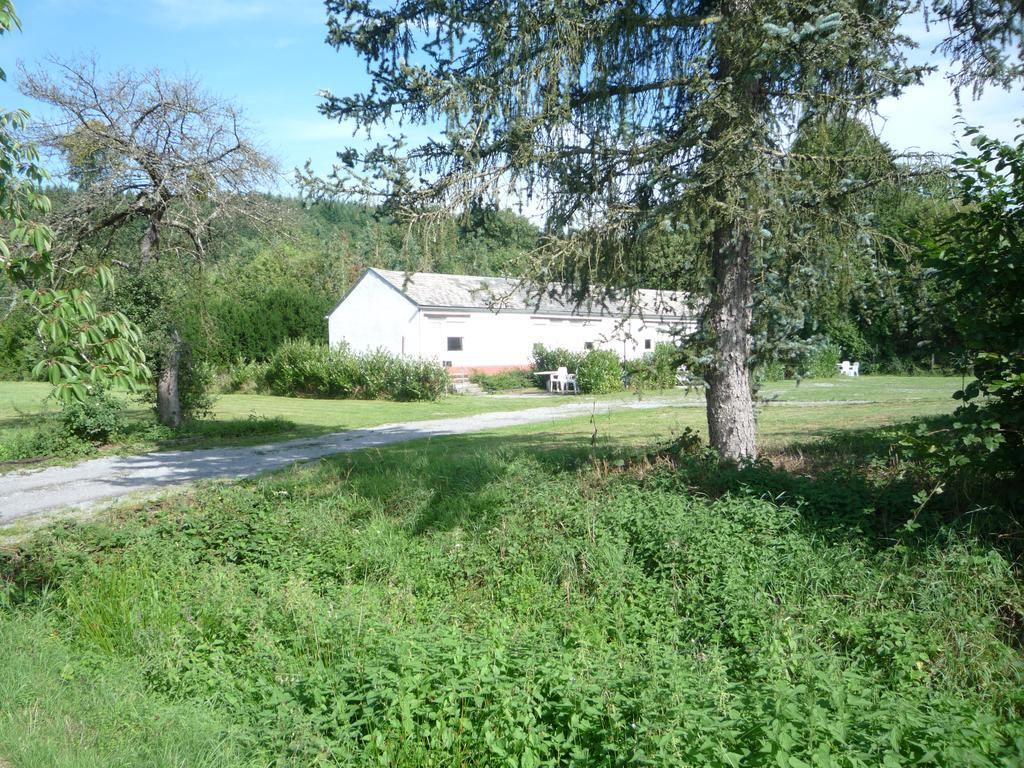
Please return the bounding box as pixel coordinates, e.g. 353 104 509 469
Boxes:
1 432 1021 766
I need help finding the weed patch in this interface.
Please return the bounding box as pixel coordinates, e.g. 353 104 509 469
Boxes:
2 437 1022 766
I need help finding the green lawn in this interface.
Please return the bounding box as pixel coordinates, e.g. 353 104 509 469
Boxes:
0 375 965 468
1 372 1020 767
0 382 625 463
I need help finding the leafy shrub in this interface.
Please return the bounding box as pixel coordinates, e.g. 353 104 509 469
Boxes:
215 359 268 394
60 391 127 443
801 341 841 378
625 343 681 390
824 316 875 363
576 349 624 393
533 344 624 394
261 338 356 397
531 344 585 380
0 427 93 461
469 368 535 392
755 359 787 383
261 339 449 401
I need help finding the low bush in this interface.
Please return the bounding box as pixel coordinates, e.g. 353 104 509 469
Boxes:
801 341 842 378
576 349 624 393
215 359 268 394
625 343 682 390
0 427 93 462
533 344 625 394
531 344 585 378
261 339 449 401
469 368 535 392
755 359 787 383
60 391 127 444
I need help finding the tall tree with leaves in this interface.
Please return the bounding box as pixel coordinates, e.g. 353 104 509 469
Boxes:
309 0 1021 459
1 1 148 401
19 59 278 425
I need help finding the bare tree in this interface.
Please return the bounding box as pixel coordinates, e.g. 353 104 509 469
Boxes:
20 58 278 426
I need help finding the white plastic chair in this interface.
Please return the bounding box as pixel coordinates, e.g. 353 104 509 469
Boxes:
837 360 852 376
563 371 579 394
549 367 568 393
850 361 860 377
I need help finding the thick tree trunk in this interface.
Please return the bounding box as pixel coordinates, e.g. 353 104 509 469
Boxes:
705 224 757 461
157 331 182 428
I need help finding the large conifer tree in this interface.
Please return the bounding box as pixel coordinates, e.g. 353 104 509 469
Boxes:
313 0 1021 459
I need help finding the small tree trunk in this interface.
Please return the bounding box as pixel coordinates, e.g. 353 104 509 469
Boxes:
157 331 182 428
705 224 757 461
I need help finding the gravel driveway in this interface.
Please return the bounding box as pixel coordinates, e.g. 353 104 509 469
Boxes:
0 396 696 524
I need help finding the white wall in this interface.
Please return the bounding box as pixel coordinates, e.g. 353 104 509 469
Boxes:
327 272 421 356
328 272 696 370
415 309 694 370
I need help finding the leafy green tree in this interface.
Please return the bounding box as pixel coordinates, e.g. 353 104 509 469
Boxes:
19 59 277 425
0 1 148 401
932 123 1024 481
310 0 1020 459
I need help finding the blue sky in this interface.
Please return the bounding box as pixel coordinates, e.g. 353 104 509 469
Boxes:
2 0 1020 195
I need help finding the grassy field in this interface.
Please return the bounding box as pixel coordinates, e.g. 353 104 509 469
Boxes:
0 382 598 464
0 375 963 464
2 374 1022 766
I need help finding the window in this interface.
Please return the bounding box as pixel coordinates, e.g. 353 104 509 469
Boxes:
644 339 652 350
447 336 463 352
584 341 595 350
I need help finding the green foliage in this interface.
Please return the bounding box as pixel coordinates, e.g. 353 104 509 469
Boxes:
802 341 842 379
532 345 625 394
0 306 40 379
912 124 1024 490
207 285 330 364
469 368 535 392
214 359 268 394
2 441 1022 765
0 425 92 461
261 339 449 401
625 343 681 390
0 5 149 399
60 390 126 443
755 359 787 383
531 344 585 377
576 349 624 394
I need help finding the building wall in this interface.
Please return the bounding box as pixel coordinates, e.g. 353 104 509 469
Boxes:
327 272 421 356
417 309 694 372
328 273 696 371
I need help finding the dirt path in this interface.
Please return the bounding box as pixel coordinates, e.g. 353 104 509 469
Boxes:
0 396 699 524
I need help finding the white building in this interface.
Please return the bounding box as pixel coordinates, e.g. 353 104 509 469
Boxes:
327 268 695 373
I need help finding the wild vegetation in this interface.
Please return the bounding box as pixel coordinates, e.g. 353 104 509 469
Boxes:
2 397 1022 766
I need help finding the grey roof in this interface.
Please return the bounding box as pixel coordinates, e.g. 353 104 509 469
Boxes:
369 268 691 320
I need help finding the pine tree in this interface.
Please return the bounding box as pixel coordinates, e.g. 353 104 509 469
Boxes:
310 0 1021 459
